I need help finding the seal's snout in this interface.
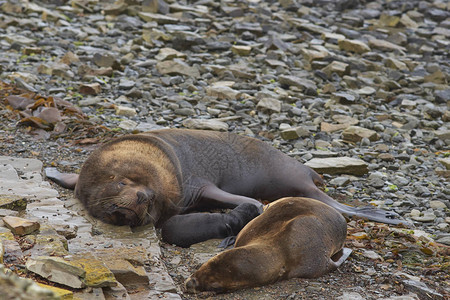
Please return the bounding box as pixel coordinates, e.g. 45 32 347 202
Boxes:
184 277 198 293
136 190 155 205
136 191 148 204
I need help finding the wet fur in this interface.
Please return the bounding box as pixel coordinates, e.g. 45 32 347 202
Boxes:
46 129 402 230
185 197 349 293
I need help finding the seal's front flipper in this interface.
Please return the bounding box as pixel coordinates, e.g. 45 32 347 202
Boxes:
45 167 79 190
161 203 260 248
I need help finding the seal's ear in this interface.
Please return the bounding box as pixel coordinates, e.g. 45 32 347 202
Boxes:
45 167 79 190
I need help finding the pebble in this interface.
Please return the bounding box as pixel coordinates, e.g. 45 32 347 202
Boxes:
2 216 40 236
305 157 369 176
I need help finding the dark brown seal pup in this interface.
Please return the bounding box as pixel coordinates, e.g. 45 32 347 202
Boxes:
46 129 401 246
185 197 352 293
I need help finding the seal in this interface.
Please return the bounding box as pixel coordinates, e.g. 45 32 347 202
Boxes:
184 197 352 293
46 129 401 246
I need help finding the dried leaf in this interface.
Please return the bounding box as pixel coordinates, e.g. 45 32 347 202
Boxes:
19 116 51 129
420 247 434 255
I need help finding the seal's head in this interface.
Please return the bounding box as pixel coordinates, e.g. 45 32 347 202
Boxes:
74 137 182 227
84 175 156 226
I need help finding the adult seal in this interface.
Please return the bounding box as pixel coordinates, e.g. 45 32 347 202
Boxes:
185 197 352 293
46 129 401 246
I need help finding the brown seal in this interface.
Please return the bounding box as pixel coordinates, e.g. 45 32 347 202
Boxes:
185 197 352 293
46 129 401 246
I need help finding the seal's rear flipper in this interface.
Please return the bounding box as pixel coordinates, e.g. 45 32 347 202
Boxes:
218 235 236 249
330 248 352 268
45 167 79 190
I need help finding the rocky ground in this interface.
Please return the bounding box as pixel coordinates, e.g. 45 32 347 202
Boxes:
0 0 449 299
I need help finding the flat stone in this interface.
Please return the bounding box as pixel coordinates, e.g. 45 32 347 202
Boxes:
36 283 73 299
332 91 359 104
265 59 287 68
31 231 69 257
156 59 200 78
0 265 60 299
79 83 102 95
182 119 229 131
2 216 40 236
385 58 408 71
155 48 186 61
92 53 118 68
321 122 349 133
119 120 138 131
337 292 365 300
434 130 450 141
0 195 27 211
138 12 178 24
305 157 369 175
439 158 450 170
256 98 281 113
361 249 382 260
321 32 346 42
301 48 329 62
379 14 400 27
1 238 24 265
118 79 135 90
0 157 42 173
231 45 252 56
69 254 117 288
4 34 35 45
332 115 359 125
280 127 310 140
103 282 131 300
115 106 137 117
411 212 436 222
403 280 444 299
78 65 113 77
368 39 406 52
430 201 447 210
59 51 80 65
329 176 350 186
355 86 376 95
342 126 379 142
206 86 239 100
279 75 317 91
0 209 18 217
425 70 446 84
322 61 350 77
400 14 418 29
338 39 371 54
26 256 86 289
103 259 148 287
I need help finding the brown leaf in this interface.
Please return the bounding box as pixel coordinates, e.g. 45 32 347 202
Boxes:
54 97 83 114
420 247 434 255
19 116 51 129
